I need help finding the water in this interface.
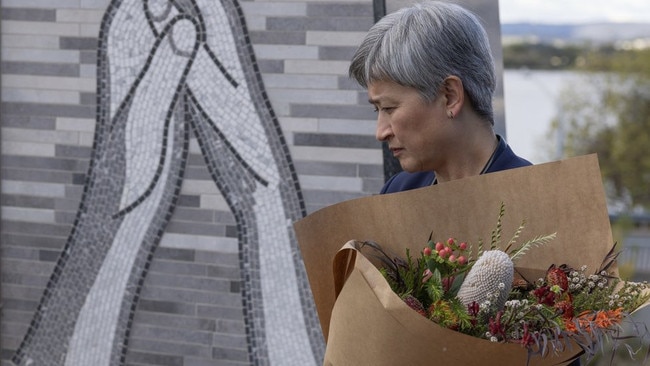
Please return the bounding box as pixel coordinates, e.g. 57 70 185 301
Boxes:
503 69 582 164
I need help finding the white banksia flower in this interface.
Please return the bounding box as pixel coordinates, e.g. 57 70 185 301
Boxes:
457 250 514 311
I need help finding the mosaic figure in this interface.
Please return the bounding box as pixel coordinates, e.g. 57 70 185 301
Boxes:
11 0 323 365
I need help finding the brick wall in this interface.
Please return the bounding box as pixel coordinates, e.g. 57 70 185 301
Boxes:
0 0 503 365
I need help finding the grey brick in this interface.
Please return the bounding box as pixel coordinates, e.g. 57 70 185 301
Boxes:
133 313 216 332
215 318 246 334
54 210 77 225
129 324 213 346
38 249 61 262
255 59 283 73
306 3 372 17
54 145 92 159
1 8 56 22
248 30 305 45
212 333 248 349
0 115 57 129
294 160 358 177
197 304 245 320
183 165 213 180
294 132 378 149
1 283 49 301
193 251 239 266
148 259 208 277
290 103 375 120
168 207 214 223
1 61 79 77
206 264 241 281
164 221 227 237
0 155 86 172
1 233 66 250
136 299 197 316
1 221 72 237
59 36 98 50
1 194 56 209
126 338 212 359
79 92 96 105
2 102 95 119
79 50 97 64
124 349 184 366
1 167 75 184
212 346 249 362
175 194 201 208
143 273 231 293
1 272 49 288
319 46 358 61
153 247 195 262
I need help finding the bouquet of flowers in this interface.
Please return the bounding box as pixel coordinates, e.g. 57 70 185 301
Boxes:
361 203 650 364
294 155 650 366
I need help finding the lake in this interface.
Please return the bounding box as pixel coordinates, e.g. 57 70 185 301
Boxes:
503 69 583 164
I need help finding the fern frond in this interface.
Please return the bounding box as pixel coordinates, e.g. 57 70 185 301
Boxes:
509 233 557 263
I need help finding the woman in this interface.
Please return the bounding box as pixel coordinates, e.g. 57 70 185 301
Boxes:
348 2 582 365
349 0 531 194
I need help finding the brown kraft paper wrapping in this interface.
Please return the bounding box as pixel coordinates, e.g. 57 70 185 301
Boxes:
294 154 646 365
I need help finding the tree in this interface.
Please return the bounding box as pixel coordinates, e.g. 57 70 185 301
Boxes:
549 48 650 211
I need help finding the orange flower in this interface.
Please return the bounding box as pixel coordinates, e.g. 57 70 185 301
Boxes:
564 318 577 333
593 308 623 329
567 308 624 335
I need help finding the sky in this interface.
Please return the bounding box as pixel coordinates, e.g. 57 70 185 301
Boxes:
499 0 650 24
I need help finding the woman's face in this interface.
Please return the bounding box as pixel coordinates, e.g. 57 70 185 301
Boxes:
368 80 451 173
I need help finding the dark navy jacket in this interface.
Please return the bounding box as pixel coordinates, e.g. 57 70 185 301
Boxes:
380 136 532 194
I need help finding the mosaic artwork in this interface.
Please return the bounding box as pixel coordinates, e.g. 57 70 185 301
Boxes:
11 0 324 365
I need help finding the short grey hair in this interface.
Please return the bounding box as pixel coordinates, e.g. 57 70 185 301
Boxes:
349 1 496 124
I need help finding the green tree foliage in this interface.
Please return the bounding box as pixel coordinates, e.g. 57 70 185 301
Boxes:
550 48 650 210
503 43 584 70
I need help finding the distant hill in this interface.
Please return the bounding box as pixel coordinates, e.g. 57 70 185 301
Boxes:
502 22 650 44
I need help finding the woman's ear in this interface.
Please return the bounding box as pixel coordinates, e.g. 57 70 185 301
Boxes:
442 76 464 118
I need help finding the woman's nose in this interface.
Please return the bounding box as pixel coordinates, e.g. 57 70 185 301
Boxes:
375 116 392 142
